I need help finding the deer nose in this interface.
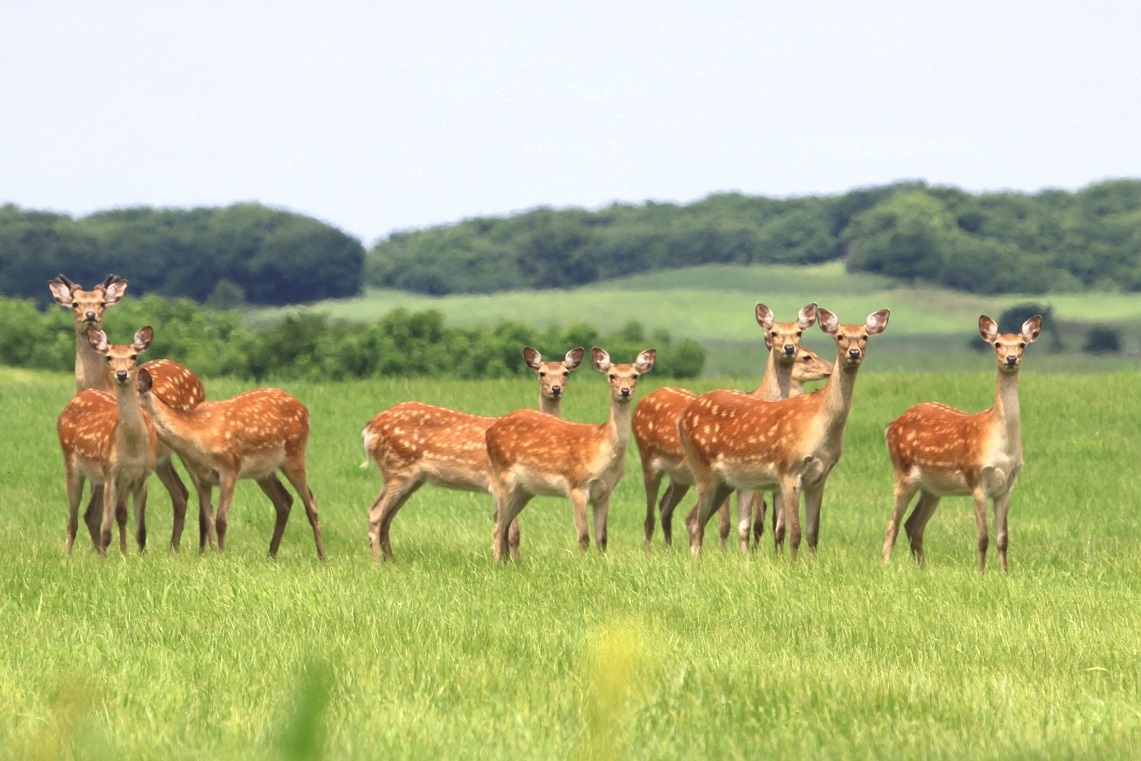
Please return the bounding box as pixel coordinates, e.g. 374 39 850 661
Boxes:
848 348 862 360
1006 355 1018 366
620 387 631 398
115 370 128 383
551 385 561 395
85 311 96 322
782 344 795 356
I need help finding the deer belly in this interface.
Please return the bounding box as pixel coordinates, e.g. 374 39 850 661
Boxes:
238 448 286 479
912 466 971 497
513 467 570 498
715 458 779 491
657 455 694 485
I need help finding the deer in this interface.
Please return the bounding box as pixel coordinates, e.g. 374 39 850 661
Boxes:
633 303 830 551
48 274 206 550
362 347 585 562
678 308 890 560
56 327 158 555
486 348 656 562
881 315 1041 572
136 369 326 559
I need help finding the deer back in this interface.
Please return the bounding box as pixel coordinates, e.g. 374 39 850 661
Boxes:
486 409 613 486
362 401 498 491
632 386 697 478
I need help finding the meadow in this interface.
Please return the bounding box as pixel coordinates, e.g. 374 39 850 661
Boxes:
257 262 1141 375
0 356 1138 759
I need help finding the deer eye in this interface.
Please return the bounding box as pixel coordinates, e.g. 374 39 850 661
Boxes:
104 356 111 363
796 331 803 337
539 371 546 377
562 371 569 377
130 354 138 361
632 374 639 380
1018 342 1026 349
609 374 616 381
770 331 778 338
71 302 79 308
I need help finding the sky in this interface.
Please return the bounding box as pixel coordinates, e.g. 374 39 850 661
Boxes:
2 1 1139 245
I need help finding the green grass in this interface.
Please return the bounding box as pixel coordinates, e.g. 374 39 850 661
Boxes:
253 262 1141 375
1 363 1139 759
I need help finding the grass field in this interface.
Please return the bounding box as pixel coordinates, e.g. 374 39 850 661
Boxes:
1 361 1139 759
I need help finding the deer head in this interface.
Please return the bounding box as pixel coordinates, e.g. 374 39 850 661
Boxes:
524 346 585 404
818 307 890 371
758 302 818 362
87 326 152 386
48 275 128 332
592 347 656 403
979 315 1041 373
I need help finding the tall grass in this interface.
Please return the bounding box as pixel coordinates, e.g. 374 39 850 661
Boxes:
0 365 1138 759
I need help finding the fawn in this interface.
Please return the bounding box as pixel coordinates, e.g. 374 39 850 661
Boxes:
882 315 1042 572
361 347 584 561
633 303 830 551
57 327 158 555
137 370 325 559
679 309 889 559
486 348 656 561
48 274 205 550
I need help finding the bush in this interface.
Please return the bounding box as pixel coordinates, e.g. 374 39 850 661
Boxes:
1083 326 1122 354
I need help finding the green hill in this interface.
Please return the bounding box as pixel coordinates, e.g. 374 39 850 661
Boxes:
255 263 1141 375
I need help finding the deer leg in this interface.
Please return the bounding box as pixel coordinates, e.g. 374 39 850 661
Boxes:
904 491 941 567
882 477 919 566
281 463 324 561
993 490 1013 573
83 485 103 548
570 489 590 551
257 475 293 558
803 485 825 555
154 456 189 551
213 475 238 553
659 481 691 549
735 489 755 553
507 516 521 561
754 492 769 548
715 491 732 549
193 479 216 552
64 469 85 556
115 494 128 553
779 478 802 561
592 496 610 552
685 480 732 560
133 483 148 552
98 481 118 556
367 475 419 563
972 487 989 573
492 488 530 562
642 469 663 551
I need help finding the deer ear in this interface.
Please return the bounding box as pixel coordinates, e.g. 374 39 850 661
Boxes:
755 303 774 331
133 326 153 352
979 315 999 343
48 278 74 306
797 302 818 330
591 347 611 373
102 277 128 305
523 346 542 372
1021 315 1042 343
634 349 656 374
817 308 839 335
865 309 890 335
564 347 584 371
87 328 109 354
136 367 153 394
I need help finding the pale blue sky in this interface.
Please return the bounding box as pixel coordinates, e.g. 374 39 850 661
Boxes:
2 1 1138 244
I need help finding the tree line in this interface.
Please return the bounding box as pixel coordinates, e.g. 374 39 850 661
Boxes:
367 179 1141 296
0 202 364 305
2 180 1137 306
0 294 705 380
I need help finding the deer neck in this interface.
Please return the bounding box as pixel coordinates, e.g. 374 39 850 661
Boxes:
817 352 861 441
145 395 208 459
992 369 1022 444
751 351 794 401
538 395 561 417
112 379 150 451
75 331 112 393
604 396 635 458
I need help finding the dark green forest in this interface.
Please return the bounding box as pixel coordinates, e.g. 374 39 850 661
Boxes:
2 180 1139 307
0 203 364 305
367 179 1141 296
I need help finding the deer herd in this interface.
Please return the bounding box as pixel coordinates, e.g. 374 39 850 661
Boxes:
46 274 1042 572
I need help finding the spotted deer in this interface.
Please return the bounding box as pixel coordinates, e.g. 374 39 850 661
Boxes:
56 327 158 555
678 309 889 560
486 348 656 561
633 303 829 551
48 274 206 550
882 315 1041 572
137 370 325 559
362 347 585 561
